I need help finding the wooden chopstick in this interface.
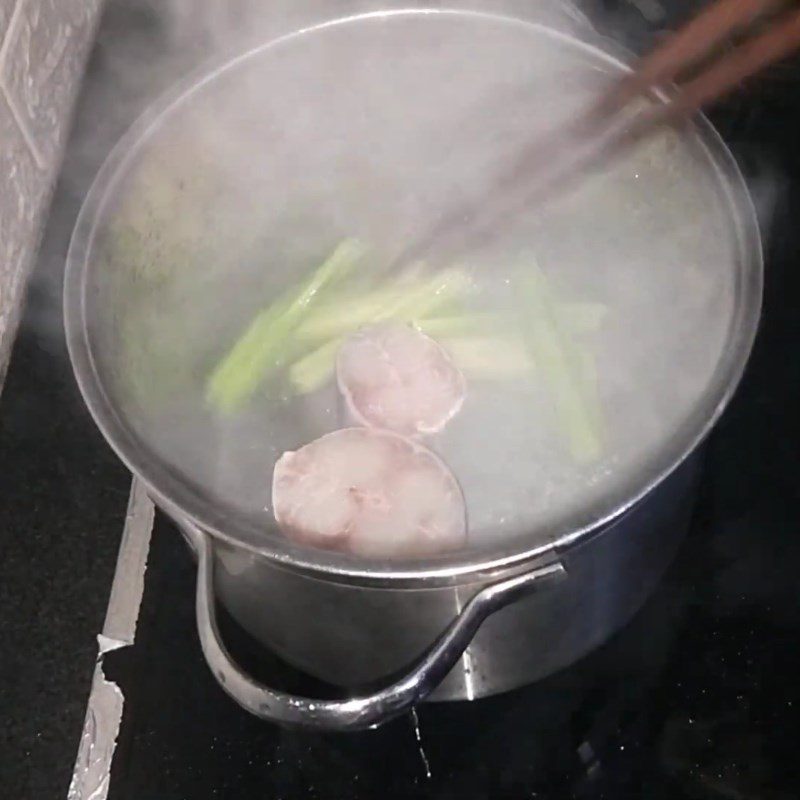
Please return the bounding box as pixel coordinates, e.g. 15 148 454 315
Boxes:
647 5 800 119
596 0 783 116
582 2 800 171
396 1 800 266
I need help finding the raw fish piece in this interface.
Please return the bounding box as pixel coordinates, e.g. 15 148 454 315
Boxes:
272 427 466 557
337 322 466 436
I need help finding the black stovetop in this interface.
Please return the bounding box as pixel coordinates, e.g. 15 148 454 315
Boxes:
1 2 799 799
101 491 800 800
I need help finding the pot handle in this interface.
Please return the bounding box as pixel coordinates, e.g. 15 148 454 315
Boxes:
190 526 565 731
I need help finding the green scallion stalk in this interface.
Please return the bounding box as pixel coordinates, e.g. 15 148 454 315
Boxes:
285 268 473 394
518 260 603 463
206 238 365 412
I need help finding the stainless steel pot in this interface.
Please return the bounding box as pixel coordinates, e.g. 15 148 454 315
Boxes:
64 10 762 731
177 451 699 729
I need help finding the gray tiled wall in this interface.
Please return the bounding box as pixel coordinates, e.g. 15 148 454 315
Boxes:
0 0 102 391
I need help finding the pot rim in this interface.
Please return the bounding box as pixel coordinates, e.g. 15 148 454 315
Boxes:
64 8 763 588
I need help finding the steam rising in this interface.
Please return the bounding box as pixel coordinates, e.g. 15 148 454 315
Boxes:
28 1 772 560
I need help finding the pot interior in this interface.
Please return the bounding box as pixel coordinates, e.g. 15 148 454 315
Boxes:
69 10 759 573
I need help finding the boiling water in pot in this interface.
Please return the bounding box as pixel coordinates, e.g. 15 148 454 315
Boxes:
87 14 737 559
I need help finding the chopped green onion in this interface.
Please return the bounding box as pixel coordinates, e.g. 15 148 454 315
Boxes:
518 259 603 463
285 268 473 394
288 337 344 395
206 239 365 412
415 313 502 338
442 336 533 379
